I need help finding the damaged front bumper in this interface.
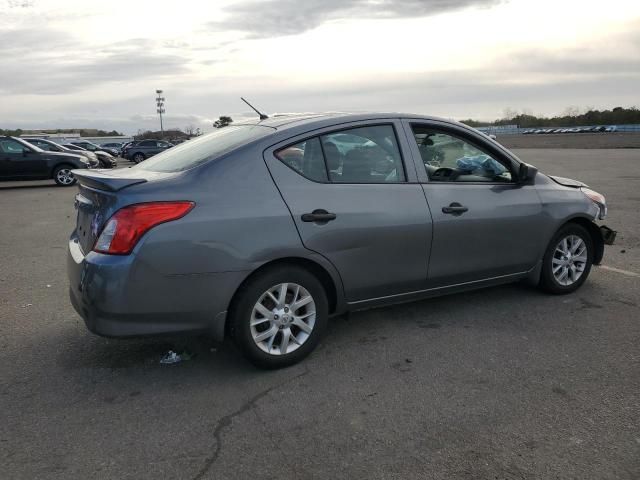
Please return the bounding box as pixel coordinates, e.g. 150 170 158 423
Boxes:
600 225 617 245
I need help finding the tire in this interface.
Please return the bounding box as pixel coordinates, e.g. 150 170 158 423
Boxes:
53 165 77 186
230 266 328 369
132 153 145 164
539 223 594 294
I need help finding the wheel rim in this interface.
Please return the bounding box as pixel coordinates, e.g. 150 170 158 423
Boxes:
250 283 316 356
56 168 74 185
552 235 588 286
134 154 143 162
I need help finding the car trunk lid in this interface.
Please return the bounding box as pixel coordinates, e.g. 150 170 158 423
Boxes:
71 168 178 253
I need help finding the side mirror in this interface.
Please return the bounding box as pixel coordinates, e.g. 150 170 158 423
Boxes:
518 162 538 184
22 148 31 157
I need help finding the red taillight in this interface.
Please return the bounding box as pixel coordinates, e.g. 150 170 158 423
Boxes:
93 201 195 255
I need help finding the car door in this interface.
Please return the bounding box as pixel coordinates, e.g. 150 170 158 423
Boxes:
151 141 164 156
402 120 547 287
157 141 171 154
139 140 157 156
264 121 433 302
0 138 46 178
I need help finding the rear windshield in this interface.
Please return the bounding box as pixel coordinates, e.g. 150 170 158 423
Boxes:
135 125 274 173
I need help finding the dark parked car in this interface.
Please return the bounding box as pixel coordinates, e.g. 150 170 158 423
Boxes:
100 142 124 149
70 140 119 158
98 143 125 156
1 136 90 185
22 138 99 168
68 113 615 368
123 139 173 163
64 144 117 168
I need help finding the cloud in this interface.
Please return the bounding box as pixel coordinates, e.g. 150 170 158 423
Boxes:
0 27 72 53
0 28 191 95
502 48 640 77
4 0 34 8
209 0 503 38
2 0 639 131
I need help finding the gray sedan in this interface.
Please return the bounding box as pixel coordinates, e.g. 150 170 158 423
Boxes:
68 113 615 368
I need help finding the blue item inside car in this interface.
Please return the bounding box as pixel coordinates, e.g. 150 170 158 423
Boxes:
456 155 506 176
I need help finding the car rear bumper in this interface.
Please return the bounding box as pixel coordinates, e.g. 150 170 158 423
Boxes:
67 235 244 340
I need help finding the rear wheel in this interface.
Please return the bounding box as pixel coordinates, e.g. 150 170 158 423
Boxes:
230 266 328 369
540 223 593 294
133 153 145 164
53 165 76 186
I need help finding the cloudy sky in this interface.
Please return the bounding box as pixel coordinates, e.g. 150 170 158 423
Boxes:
1 0 639 134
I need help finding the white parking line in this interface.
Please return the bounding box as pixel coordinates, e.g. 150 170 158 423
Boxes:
597 265 640 278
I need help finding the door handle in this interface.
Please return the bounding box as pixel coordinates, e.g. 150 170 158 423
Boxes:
301 209 337 223
442 202 468 215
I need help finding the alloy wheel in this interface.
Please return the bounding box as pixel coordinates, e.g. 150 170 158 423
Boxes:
56 168 74 185
552 235 587 286
250 283 316 356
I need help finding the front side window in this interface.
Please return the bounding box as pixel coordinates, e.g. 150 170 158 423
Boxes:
140 140 156 147
275 125 405 183
411 126 512 183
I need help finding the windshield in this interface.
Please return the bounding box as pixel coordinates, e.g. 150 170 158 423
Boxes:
136 125 274 173
65 144 87 151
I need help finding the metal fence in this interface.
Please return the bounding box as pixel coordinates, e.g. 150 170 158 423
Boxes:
476 124 640 135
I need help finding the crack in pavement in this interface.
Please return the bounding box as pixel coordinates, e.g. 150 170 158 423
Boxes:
191 366 310 480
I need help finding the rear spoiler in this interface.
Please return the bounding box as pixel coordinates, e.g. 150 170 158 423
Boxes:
71 169 147 192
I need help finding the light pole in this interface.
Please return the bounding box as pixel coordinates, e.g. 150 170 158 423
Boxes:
156 89 165 137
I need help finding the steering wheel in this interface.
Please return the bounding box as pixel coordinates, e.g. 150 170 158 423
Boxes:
432 167 459 181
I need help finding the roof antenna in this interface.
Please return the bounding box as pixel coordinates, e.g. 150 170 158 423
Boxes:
241 97 269 120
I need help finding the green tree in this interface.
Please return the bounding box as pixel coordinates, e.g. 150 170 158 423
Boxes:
213 116 233 128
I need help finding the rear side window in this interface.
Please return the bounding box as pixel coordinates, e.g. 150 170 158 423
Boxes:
136 125 274 173
274 137 327 182
275 124 405 183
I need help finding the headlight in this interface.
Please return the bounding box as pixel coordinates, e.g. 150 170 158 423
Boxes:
582 187 607 220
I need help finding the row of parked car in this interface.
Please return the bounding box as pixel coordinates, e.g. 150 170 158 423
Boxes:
57 138 175 163
119 139 174 163
0 136 176 186
521 126 618 135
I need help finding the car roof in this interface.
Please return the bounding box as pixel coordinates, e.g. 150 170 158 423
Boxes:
22 137 57 142
235 112 465 131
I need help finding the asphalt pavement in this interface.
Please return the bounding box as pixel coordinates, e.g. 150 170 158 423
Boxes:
1 151 638 479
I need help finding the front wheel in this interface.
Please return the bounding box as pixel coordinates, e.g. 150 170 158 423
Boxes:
132 153 145 164
540 223 594 294
53 165 76 186
230 266 328 369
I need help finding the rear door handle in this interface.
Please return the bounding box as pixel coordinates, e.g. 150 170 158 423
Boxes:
301 209 337 223
442 202 468 215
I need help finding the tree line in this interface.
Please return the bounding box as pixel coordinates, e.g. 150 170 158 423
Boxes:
461 106 640 128
0 128 124 137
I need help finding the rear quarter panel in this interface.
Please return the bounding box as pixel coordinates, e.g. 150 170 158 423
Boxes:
125 144 324 276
